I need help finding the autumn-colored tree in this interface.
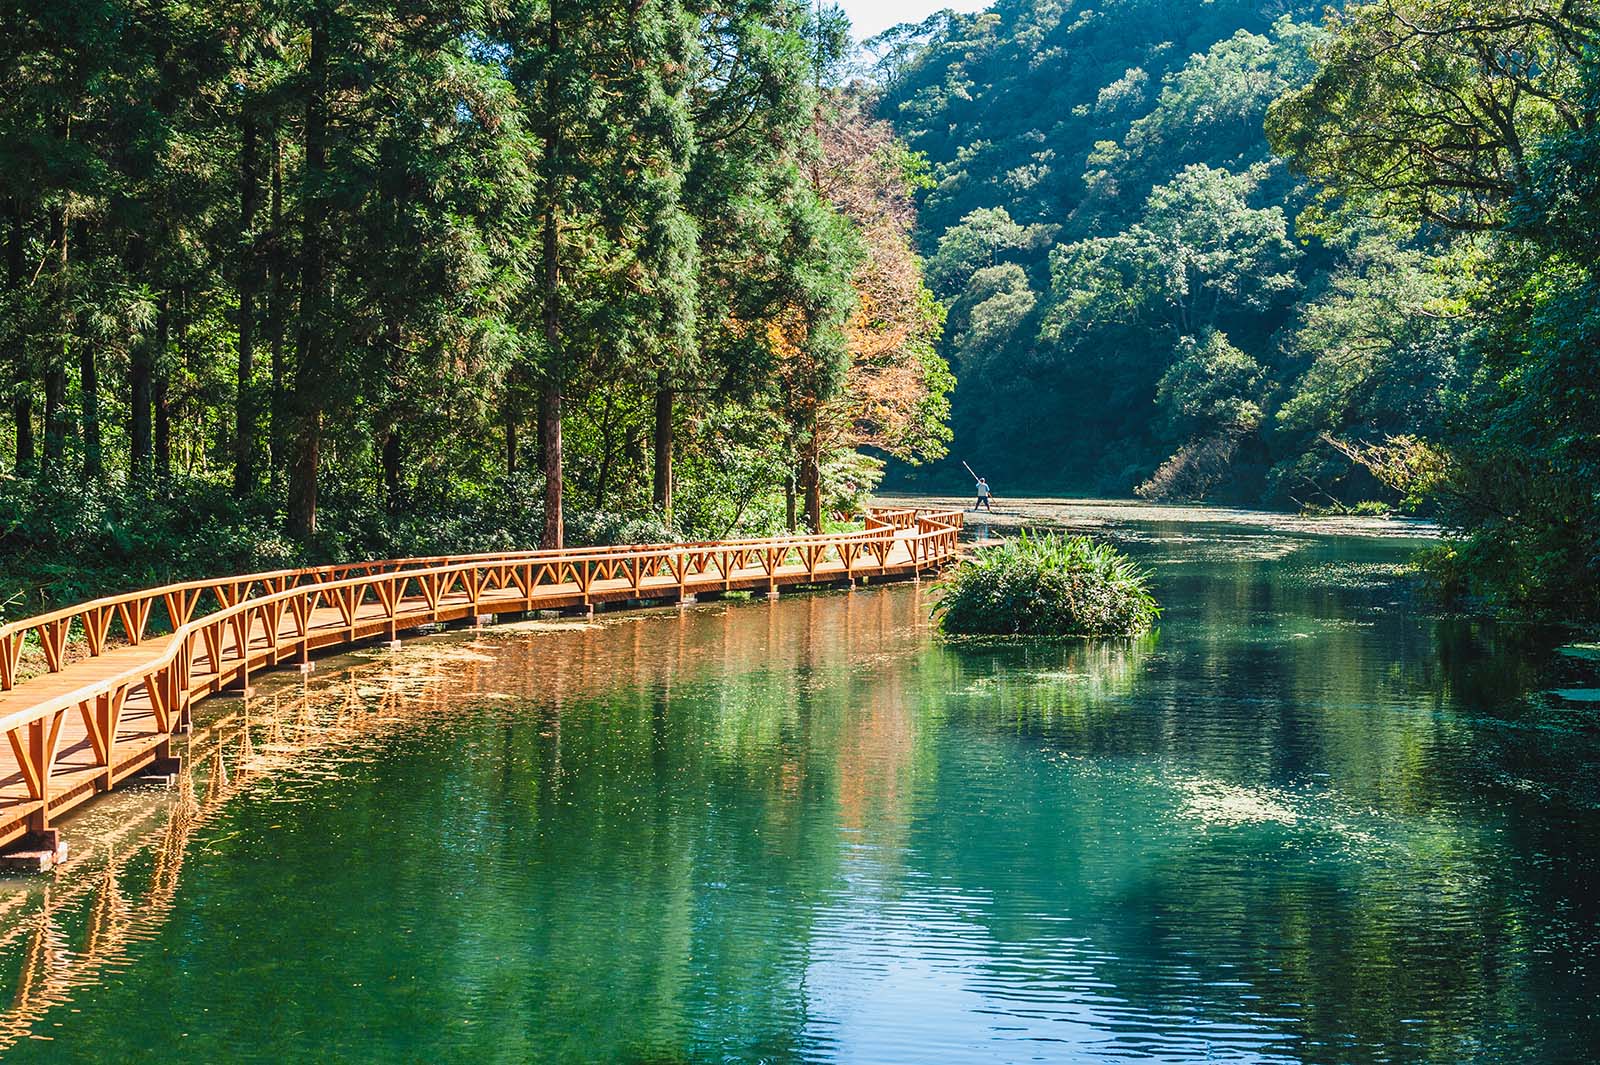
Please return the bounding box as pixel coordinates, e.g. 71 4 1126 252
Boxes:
817 89 951 470
765 84 951 531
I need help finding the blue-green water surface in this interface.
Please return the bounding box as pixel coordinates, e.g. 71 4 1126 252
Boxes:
2 504 1599 1062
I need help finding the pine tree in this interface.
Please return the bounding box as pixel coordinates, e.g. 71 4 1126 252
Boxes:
502 0 699 547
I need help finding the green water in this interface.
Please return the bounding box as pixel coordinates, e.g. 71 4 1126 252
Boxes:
3 505 1599 1063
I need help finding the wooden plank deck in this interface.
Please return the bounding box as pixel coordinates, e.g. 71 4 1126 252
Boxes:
0 510 963 861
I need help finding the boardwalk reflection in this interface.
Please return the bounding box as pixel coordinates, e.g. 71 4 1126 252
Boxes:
2 527 1580 1064
0 587 932 1050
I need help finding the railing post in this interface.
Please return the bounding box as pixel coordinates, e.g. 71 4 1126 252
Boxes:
25 713 55 832
178 642 193 732
238 608 252 691
98 691 115 789
0 632 18 691
385 578 399 643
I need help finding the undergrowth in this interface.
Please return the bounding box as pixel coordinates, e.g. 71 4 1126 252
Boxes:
0 473 674 623
933 530 1160 638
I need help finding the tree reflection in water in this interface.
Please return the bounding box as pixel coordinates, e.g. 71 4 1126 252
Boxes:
0 520 1593 1064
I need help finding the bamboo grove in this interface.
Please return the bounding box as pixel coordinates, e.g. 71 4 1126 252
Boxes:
0 0 952 607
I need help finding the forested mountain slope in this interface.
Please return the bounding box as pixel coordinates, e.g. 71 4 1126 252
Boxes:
873 0 1457 507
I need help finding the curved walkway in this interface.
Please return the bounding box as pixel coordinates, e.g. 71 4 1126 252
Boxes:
0 508 963 863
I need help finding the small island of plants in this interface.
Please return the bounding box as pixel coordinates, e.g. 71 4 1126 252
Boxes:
934 531 1160 639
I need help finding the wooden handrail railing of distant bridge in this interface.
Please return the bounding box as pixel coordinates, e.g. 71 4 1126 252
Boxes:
0 507 963 862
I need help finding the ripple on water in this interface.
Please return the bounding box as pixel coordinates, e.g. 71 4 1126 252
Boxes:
0 514 1596 1065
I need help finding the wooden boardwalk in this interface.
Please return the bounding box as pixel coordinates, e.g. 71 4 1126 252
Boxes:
0 507 963 864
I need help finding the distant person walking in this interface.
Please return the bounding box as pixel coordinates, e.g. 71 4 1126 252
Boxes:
973 476 993 512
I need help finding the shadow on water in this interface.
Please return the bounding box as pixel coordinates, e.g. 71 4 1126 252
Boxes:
0 501 1597 1062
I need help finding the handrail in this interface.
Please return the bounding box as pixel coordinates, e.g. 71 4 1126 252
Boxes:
0 518 961 730
0 521 915 692
0 525 892 638
0 515 964 848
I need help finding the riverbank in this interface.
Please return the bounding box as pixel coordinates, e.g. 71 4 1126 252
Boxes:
878 493 1439 540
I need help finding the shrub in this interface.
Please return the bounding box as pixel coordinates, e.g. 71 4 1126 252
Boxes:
0 476 302 619
567 510 677 548
0 471 680 622
934 530 1160 638
1298 499 1394 517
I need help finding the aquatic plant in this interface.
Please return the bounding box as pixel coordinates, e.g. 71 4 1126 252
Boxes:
934 530 1160 638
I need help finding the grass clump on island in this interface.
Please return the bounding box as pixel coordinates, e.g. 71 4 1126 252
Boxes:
934 530 1160 639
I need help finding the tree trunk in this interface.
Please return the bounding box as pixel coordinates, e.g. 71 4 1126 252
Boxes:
123 232 147 478
382 429 402 517
11 382 30 475
539 381 562 549
234 111 262 496
153 296 171 481
71 221 98 478
537 5 564 550
287 413 318 537
380 312 404 518
800 422 822 533
653 375 672 523
130 337 151 477
80 335 100 479
42 367 66 476
5 196 31 475
288 8 330 541
504 407 518 475
40 207 67 477
785 473 796 532
594 392 615 512
267 128 287 496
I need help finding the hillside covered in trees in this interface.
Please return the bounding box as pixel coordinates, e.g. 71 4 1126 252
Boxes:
872 0 1412 504
874 0 1600 618
0 1 950 610
3 0 1596 622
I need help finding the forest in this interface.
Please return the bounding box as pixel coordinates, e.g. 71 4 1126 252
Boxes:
0 0 951 610
3 0 1598 621
872 0 1600 619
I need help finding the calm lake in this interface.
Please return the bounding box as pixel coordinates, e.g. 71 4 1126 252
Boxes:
2 500 1598 1063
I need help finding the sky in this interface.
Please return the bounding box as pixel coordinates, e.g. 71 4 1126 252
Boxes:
839 0 990 41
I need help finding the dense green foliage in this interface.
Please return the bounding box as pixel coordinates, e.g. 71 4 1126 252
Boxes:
874 0 1600 619
934 530 1159 637
7 0 1598 624
0 1 952 614
1268 0 1600 618
870 1 1464 508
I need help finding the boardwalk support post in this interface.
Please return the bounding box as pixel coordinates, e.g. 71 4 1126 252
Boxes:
0 829 66 873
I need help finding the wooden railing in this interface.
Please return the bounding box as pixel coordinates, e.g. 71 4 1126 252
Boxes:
0 515 960 694
866 507 918 531
0 508 963 856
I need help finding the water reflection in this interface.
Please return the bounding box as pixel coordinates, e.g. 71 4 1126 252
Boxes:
0 512 1596 1063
